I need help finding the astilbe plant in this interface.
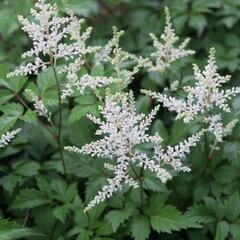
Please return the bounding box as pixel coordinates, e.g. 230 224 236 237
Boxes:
143 48 240 142
0 129 21 149
65 92 203 211
2 0 240 239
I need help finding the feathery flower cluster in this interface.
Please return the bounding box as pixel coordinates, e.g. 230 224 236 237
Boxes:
95 27 148 87
61 58 116 99
7 0 97 77
65 92 203 211
146 7 194 72
0 129 21 148
143 48 240 141
25 89 51 122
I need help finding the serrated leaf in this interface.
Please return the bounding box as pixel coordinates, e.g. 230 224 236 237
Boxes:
214 165 238 184
0 76 27 93
68 104 99 124
215 221 229 240
14 161 40 177
91 64 104 76
89 203 106 221
0 217 38 240
143 177 168 193
36 176 52 198
186 204 215 224
169 119 195 144
77 229 91 240
11 188 50 210
229 223 240 239
0 175 22 193
224 192 240 222
0 103 23 117
131 215 150 240
204 197 224 220
224 142 240 166
144 194 168 216
53 204 72 223
96 222 113 236
150 205 199 233
0 89 14 104
105 206 134 232
20 110 38 125
151 119 169 146
36 68 55 94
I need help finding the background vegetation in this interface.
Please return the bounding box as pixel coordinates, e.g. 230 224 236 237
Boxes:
0 0 240 239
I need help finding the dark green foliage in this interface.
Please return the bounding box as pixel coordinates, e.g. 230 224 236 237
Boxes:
0 0 240 239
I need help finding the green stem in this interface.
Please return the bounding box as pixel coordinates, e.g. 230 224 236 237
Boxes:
131 163 144 207
139 165 144 207
202 138 218 176
50 54 68 178
15 92 57 138
50 220 57 240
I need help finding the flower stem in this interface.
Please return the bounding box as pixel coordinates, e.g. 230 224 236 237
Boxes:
130 163 144 207
50 54 68 178
139 165 144 207
15 92 57 138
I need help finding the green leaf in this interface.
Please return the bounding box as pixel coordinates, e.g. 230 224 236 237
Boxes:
224 142 240 167
36 68 56 95
68 104 99 124
14 161 40 177
66 0 98 16
53 204 72 223
76 229 91 240
144 194 168 216
91 64 104 76
0 175 22 193
20 110 38 125
0 103 23 117
229 223 240 239
214 165 238 184
0 9 18 37
136 96 149 114
130 215 150 240
186 204 215 224
143 177 168 193
105 206 134 232
188 14 207 36
0 103 23 135
96 222 113 236
169 119 195 144
224 192 240 222
151 120 169 146
0 77 27 93
0 90 14 104
204 197 224 220
36 176 52 198
31 206 55 234
215 221 229 240
89 203 106 221
11 188 50 210
150 205 199 233
0 217 37 240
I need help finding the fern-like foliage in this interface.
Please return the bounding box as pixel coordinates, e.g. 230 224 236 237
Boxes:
0 217 41 240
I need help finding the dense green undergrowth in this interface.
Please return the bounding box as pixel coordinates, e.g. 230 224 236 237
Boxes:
0 1 240 239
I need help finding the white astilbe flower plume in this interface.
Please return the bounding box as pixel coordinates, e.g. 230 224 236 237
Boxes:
0 129 21 148
143 48 240 141
25 89 51 122
95 27 149 87
65 92 202 211
147 7 194 72
60 58 117 99
7 0 97 77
